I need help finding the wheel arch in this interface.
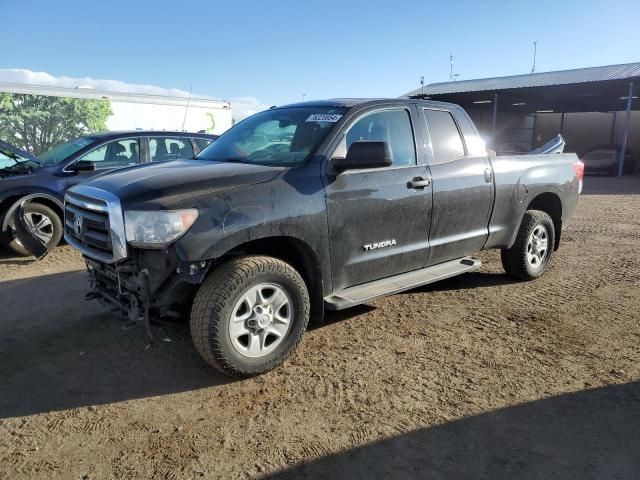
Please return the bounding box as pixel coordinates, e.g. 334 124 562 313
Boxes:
212 236 325 323
525 192 563 250
0 192 64 231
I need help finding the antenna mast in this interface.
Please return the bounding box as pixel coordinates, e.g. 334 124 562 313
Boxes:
181 86 193 131
449 54 460 81
449 54 454 80
530 41 538 74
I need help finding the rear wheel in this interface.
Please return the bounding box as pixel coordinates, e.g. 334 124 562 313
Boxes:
0 202 63 257
190 256 310 377
501 210 555 281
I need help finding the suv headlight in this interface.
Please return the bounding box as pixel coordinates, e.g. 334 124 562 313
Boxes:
124 209 199 248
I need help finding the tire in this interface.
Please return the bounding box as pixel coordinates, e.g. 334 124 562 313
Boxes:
190 255 310 377
501 210 556 281
0 202 63 257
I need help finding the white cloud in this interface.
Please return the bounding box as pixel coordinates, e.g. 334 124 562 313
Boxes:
0 68 267 121
228 96 271 121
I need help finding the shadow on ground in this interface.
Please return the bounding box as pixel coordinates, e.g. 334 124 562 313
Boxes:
403 270 514 294
0 270 234 418
0 266 512 419
266 381 640 480
0 270 374 419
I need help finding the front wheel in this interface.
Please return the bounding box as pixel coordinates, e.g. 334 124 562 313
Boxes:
0 202 63 257
190 256 310 377
501 210 556 281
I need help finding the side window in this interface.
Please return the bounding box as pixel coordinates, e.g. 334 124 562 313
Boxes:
149 137 194 162
343 109 416 166
79 139 140 168
423 109 465 164
193 138 213 152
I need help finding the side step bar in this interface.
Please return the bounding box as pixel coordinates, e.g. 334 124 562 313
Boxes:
324 257 481 310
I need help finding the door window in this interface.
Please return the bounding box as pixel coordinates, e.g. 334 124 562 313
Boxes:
149 137 194 162
78 138 140 168
423 109 465 164
338 109 416 166
193 137 214 152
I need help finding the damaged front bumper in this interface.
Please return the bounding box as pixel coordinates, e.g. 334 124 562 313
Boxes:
84 249 211 334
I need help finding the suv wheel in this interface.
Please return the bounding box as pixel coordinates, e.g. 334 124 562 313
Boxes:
190 256 310 377
501 210 556 281
0 202 63 257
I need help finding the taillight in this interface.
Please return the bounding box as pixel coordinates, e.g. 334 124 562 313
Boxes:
573 160 585 181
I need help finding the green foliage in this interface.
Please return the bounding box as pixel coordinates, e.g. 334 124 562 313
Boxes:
0 93 111 155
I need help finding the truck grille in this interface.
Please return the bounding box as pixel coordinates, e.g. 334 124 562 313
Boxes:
64 186 128 263
65 201 111 255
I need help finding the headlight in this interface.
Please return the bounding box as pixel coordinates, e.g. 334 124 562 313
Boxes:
124 209 199 248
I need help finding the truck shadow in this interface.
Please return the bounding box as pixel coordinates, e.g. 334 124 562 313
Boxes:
407 271 515 293
265 381 640 479
0 270 233 419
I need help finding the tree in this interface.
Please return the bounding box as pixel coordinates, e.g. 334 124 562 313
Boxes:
0 93 111 155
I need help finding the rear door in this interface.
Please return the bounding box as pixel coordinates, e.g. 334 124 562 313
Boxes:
421 107 493 265
324 106 433 291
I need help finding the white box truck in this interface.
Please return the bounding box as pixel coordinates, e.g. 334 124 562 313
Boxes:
0 82 233 135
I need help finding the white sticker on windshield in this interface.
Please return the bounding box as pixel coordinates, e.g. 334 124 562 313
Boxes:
306 113 343 123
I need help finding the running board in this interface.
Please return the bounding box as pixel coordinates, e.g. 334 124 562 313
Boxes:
324 257 481 310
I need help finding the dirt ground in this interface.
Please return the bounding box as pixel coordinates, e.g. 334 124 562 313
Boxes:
1 176 639 479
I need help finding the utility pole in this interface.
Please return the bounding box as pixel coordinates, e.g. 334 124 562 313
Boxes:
530 41 538 74
420 76 424 98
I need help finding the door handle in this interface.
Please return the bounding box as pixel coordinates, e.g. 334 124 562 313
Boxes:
407 177 431 189
484 167 493 183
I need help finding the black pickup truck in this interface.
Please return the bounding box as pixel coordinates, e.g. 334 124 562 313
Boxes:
64 99 583 377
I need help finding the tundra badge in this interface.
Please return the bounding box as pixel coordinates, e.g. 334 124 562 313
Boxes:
363 239 397 251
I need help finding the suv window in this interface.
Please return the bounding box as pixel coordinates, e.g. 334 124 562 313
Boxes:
424 109 465 164
78 138 140 168
149 137 194 162
343 109 416 166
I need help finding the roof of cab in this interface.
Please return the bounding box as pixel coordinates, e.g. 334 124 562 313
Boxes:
88 130 218 139
274 97 459 110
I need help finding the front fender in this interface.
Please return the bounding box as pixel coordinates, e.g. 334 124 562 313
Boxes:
0 191 64 230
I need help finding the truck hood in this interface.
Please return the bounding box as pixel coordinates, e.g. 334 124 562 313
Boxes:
83 159 285 207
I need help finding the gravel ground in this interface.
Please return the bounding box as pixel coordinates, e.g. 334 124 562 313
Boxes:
1 176 639 479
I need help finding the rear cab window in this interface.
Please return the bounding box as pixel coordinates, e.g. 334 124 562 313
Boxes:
423 109 466 164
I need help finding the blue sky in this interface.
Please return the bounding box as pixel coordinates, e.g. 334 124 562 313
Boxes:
2 0 640 109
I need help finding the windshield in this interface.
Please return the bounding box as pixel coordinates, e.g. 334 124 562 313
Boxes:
0 146 31 169
196 107 346 166
38 137 95 165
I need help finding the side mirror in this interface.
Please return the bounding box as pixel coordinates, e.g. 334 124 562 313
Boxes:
72 160 96 172
332 141 392 171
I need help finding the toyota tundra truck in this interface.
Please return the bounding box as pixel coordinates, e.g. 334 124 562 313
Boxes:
63 99 583 377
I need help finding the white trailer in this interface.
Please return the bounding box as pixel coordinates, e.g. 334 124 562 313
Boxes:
0 82 233 135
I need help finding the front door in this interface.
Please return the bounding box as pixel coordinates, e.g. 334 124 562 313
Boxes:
324 107 432 291
66 138 141 189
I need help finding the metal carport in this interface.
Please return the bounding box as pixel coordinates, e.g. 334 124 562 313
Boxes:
403 63 640 176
